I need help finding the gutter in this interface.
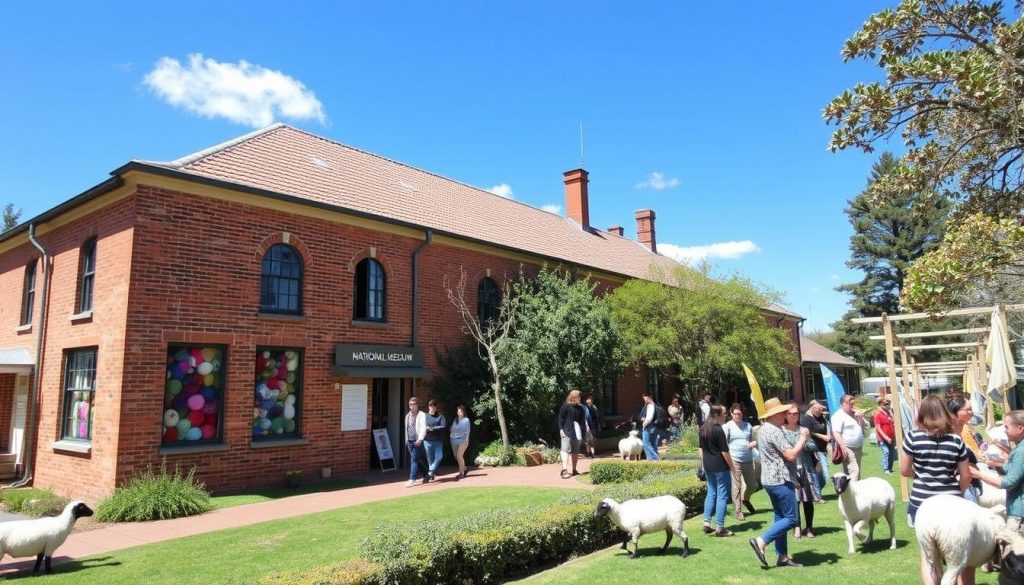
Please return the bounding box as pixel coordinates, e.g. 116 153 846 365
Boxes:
410 229 433 347
10 224 51 487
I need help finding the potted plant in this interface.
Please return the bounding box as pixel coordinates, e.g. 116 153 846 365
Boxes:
284 469 303 488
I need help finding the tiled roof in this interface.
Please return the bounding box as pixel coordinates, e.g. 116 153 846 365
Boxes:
800 337 859 367
142 124 803 318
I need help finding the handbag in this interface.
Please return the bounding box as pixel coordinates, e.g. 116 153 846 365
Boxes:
831 440 845 465
696 465 706 482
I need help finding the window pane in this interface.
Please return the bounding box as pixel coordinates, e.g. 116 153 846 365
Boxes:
63 349 96 441
163 346 224 445
253 349 302 440
355 259 385 320
259 244 302 314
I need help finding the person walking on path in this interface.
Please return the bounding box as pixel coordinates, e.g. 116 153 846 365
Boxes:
901 394 970 585
404 397 428 487
723 403 758 520
422 399 447 482
450 404 472 480
558 389 586 478
668 394 684 442
698 391 713 425
749 397 810 569
831 394 868 480
700 405 735 537
583 395 600 459
974 410 1024 538
800 400 829 501
784 404 818 540
640 392 660 461
873 396 897 475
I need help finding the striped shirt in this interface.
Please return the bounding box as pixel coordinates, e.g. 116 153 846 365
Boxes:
903 430 968 509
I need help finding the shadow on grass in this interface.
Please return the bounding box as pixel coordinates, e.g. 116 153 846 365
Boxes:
608 544 701 558
210 478 368 509
790 549 843 567
3 556 121 580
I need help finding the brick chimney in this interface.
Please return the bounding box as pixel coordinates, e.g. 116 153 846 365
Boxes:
563 169 590 230
635 209 656 253
607 225 624 237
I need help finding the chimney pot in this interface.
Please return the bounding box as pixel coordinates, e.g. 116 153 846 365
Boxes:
607 225 624 237
635 209 657 253
563 169 590 230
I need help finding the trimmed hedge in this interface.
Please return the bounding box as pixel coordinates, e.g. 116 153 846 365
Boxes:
588 460 697 484
255 472 705 585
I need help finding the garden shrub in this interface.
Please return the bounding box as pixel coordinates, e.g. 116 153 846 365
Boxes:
665 425 700 455
588 460 696 484
96 462 212 522
254 559 383 585
1 488 68 517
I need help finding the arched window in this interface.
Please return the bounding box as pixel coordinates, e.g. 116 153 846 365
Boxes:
354 258 385 321
78 239 97 313
260 244 303 314
477 277 501 325
20 260 37 326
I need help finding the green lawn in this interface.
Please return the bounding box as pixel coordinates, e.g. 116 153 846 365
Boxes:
512 444 1003 585
209 478 367 509
10 487 568 584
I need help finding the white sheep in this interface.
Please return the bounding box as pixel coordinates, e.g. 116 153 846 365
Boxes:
0 500 93 574
831 472 896 555
915 494 1007 585
978 485 1006 509
595 496 689 559
619 430 643 461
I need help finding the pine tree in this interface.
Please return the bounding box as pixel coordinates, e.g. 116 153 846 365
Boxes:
2 203 21 232
831 152 950 370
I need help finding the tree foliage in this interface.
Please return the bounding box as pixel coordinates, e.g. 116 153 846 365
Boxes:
607 265 796 403
2 203 20 232
831 152 949 368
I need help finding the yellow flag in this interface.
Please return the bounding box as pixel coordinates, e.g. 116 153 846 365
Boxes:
742 363 766 419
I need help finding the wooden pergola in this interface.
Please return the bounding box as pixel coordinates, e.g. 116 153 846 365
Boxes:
850 303 1024 501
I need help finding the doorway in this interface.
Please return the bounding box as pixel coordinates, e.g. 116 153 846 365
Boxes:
10 374 28 464
369 378 403 469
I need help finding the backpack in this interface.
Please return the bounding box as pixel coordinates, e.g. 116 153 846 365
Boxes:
654 404 671 430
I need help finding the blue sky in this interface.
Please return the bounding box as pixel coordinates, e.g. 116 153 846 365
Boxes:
1 1 897 332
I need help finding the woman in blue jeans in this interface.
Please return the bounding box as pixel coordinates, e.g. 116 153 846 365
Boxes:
699 405 734 537
749 398 811 569
422 399 447 481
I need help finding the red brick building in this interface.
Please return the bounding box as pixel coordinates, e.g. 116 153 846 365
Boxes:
0 125 803 501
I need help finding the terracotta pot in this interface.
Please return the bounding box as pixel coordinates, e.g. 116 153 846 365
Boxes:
524 451 543 466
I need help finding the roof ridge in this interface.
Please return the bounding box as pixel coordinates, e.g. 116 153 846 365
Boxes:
166 123 287 168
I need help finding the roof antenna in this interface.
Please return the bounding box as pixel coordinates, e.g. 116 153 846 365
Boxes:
579 121 585 168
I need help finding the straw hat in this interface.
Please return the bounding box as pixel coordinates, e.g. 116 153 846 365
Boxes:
876 395 890 404
760 397 792 419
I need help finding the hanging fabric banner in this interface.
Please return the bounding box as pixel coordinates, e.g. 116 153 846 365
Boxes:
986 307 1017 403
741 363 766 419
819 364 845 416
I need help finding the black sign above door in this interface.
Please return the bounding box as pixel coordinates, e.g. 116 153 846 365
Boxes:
333 344 431 378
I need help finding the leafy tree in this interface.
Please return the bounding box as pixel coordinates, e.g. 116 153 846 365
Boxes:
825 1 1024 301
3 203 20 232
608 264 796 404
831 152 950 368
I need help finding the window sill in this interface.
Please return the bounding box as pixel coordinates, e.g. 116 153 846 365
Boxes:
257 312 307 322
250 438 309 449
14 324 31 334
350 319 388 327
52 440 91 455
158 443 231 456
69 311 93 323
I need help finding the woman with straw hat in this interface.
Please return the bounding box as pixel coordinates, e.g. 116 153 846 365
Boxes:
749 397 811 569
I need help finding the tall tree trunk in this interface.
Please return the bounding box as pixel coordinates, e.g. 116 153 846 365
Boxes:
489 352 510 450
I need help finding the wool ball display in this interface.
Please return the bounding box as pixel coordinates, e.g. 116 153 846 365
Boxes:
286 357 299 372
266 378 282 390
202 348 218 362
252 423 262 435
270 404 284 418
277 364 287 378
202 399 218 415
185 427 203 441
182 384 200 397
286 372 296 384
200 387 216 401
261 398 276 411
187 411 205 427
176 419 192 434
285 419 296 433
163 409 180 428
170 362 188 381
196 361 213 376
175 349 189 363
201 424 216 439
262 350 271 359
163 428 178 442
211 359 221 372
187 394 205 411
190 347 204 363
284 404 295 420
204 414 217 427
271 417 285 433
265 358 276 371
284 350 297 360
285 394 296 405
171 393 189 412
203 373 215 386
165 379 182 395
259 418 272 430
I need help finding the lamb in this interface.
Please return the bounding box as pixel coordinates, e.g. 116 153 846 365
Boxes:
915 494 1007 585
0 500 93 574
618 430 643 461
595 496 689 559
995 526 1024 585
831 472 896 555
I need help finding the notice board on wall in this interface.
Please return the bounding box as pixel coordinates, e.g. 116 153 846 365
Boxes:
341 384 368 431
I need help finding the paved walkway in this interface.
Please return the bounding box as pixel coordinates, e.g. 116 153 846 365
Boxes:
0 456 601 574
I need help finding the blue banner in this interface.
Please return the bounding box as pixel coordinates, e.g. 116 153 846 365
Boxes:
820 364 845 415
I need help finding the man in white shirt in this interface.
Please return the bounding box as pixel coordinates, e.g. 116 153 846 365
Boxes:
404 397 428 487
640 393 660 461
831 394 869 480
699 392 712 425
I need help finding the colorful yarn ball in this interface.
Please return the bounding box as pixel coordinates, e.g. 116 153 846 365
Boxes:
265 358 276 371
200 387 216 401
259 417 272 430
286 372 296 384
260 398 275 411
202 348 217 362
187 394 205 411
202 399 218 415
185 427 203 441
163 428 178 442
252 423 262 436
286 357 299 372
271 417 285 433
270 404 284 418
277 364 287 378
201 424 216 439
163 409 180 428
165 379 182 395
190 347 205 363
175 349 189 363
196 361 213 376
266 378 282 390
204 414 218 427
187 411 205 427
285 394 296 405
262 350 271 359
278 387 289 400
170 362 189 381
211 359 221 372
171 393 189 411
182 383 200 397
285 419 296 433
203 373 216 386
283 404 295 420
176 419 192 434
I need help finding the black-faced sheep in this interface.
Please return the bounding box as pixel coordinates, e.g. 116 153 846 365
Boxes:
915 494 1007 585
596 496 689 559
618 430 643 461
0 500 93 574
832 472 896 555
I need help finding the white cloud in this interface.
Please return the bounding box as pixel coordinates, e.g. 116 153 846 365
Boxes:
659 240 761 265
635 171 680 191
144 54 326 128
488 183 515 199
540 203 563 215
830 274 840 281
